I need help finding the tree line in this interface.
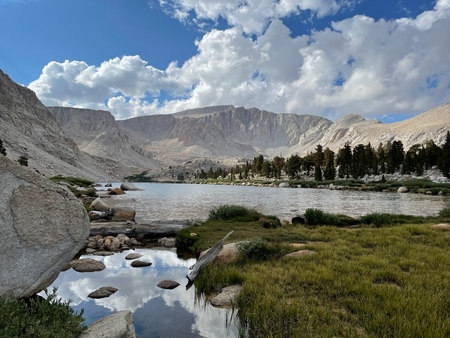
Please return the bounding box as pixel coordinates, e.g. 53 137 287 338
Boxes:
197 131 450 181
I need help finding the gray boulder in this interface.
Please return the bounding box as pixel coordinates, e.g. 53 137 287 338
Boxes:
111 207 136 222
71 258 106 272
0 155 90 298
397 186 409 193
125 253 143 260
209 285 242 307
79 310 137 338
90 197 111 211
120 182 139 191
131 260 152 267
157 279 180 290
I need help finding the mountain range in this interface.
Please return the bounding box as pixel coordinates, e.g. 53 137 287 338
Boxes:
1 69 449 180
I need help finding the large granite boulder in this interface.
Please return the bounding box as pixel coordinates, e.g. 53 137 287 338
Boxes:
120 182 139 191
79 310 137 338
0 155 90 298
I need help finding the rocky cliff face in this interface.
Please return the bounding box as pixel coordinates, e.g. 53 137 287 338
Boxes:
0 69 111 180
316 104 450 151
119 106 332 162
48 107 160 173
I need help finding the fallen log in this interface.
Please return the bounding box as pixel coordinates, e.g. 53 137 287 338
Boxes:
186 230 234 282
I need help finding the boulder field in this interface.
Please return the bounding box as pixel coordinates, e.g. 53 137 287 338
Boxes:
0 155 90 298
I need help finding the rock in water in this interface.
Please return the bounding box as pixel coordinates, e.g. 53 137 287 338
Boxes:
131 260 152 267
120 182 139 191
157 280 180 290
71 258 106 272
79 310 137 338
88 286 118 299
0 155 90 298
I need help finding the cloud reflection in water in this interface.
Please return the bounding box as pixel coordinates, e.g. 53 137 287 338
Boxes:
44 248 239 338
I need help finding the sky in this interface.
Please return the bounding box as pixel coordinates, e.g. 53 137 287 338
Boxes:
1 0 449 122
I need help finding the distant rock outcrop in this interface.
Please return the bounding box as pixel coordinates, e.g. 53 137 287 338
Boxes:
0 155 90 298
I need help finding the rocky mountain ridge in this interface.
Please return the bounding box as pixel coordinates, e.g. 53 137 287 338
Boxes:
2 68 450 180
0 69 112 180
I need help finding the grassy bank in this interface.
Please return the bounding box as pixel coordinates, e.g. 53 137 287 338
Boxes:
177 205 450 337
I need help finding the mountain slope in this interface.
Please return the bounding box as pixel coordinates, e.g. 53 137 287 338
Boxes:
0 69 110 180
119 106 333 161
316 104 450 151
48 107 160 172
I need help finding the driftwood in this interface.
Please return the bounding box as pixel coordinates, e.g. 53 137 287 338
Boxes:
186 230 234 282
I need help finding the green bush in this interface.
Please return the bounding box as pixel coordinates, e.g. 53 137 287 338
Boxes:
208 205 260 222
360 213 393 227
304 208 342 226
237 237 289 261
49 175 94 188
175 227 199 250
0 288 86 338
258 215 281 228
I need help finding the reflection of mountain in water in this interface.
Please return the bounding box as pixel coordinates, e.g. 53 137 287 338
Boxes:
43 248 238 338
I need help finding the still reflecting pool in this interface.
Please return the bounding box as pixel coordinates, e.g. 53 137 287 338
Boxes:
44 248 239 338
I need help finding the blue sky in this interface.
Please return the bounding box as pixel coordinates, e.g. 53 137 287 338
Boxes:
1 0 449 122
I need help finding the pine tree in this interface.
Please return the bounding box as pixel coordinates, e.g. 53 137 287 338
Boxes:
336 142 352 178
314 164 322 181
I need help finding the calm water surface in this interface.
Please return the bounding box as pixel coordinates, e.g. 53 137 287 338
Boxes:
46 248 239 338
108 182 449 223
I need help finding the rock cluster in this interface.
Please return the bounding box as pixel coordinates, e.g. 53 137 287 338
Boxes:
85 234 140 253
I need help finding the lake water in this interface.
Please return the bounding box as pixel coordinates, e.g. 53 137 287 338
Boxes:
107 182 449 223
45 248 239 338
46 183 449 337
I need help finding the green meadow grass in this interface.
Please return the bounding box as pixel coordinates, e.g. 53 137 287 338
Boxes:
178 206 450 338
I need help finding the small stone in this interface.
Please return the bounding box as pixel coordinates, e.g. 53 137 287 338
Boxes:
93 251 114 256
283 250 317 258
431 223 450 230
71 258 106 272
131 260 152 267
85 248 97 253
157 280 180 290
88 286 118 299
125 253 143 260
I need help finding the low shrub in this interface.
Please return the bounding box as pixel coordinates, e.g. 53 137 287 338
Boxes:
208 205 260 222
49 175 94 188
175 227 199 251
0 288 86 338
360 213 393 227
304 208 342 226
237 237 289 261
258 215 281 228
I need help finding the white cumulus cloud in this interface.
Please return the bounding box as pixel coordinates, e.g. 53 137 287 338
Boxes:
29 0 450 121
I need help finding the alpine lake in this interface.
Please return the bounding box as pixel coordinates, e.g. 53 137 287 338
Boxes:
44 182 450 337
